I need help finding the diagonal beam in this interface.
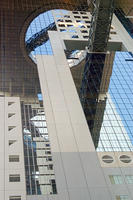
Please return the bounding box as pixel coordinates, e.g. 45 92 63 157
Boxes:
26 22 56 54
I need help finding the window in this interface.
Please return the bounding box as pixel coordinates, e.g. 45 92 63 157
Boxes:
50 179 57 194
57 19 64 22
116 195 129 200
8 102 15 106
9 140 17 146
76 20 81 23
8 113 15 118
85 20 91 23
82 16 89 19
81 30 88 33
9 196 21 200
64 15 70 18
109 175 123 184
65 20 72 23
67 24 74 27
8 126 16 131
58 24 65 27
74 16 81 19
83 35 89 39
60 29 67 32
48 164 53 170
78 25 86 28
9 155 19 162
45 150 51 154
72 35 79 38
110 31 117 34
80 11 86 15
72 11 79 14
9 174 20 182
119 155 132 163
46 156 52 161
102 155 114 163
125 175 133 184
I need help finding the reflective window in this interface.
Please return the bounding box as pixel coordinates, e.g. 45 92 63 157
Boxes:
96 52 133 152
109 175 123 184
125 175 133 184
21 103 57 195
26 10 54 56
116 195 129 200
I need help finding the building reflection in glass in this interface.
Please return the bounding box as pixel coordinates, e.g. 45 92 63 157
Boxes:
96 52 133 152
21 101 57 195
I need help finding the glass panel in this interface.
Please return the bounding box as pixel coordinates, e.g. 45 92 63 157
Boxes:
109 175 123 184
125 175 133 184
116 195 129 200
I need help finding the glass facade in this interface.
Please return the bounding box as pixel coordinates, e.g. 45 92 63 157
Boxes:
21 102 57 195
25 9 133 154
97 52 133 152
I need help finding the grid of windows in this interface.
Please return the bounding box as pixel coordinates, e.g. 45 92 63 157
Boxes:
21 103 57 195
26 10 133 153
97 52 133 152
0 0 97 197
26 10 54 55
30 10 129 153
53 10 92 39
109 175 133 185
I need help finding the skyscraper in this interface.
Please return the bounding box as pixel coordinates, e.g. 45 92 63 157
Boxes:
0 1 133 200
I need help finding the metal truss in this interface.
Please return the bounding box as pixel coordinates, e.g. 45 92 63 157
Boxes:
25 0 115 148
26 22 56 54
80 0 115 148
88 0 115 52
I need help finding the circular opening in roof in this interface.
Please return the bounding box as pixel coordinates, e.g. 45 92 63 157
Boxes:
119 155 132 163
24 9 88 66
25 10 55 60
25 9 69 62
102 155 114 163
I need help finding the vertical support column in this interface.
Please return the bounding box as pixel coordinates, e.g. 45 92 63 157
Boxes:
35 31 112 200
